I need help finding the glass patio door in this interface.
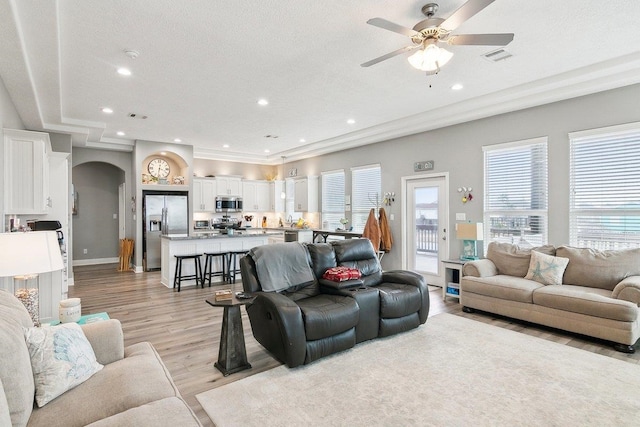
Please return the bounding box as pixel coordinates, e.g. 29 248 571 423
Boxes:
404 175 448 286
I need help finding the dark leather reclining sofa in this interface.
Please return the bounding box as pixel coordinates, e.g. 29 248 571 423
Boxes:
240 238 429 367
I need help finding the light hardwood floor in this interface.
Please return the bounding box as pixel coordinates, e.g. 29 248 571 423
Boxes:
70 264 640 426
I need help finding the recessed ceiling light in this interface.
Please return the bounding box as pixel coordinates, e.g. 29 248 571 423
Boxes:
264 149 270 153
174 138 182 143
117 67 132 76
101 107 113 114
347 119 355 124
116 131 125 136
299 138 306 143
451 83 464 90
223 144 230 148
257 99 269 106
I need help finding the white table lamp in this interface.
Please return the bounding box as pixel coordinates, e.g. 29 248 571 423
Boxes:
456 223 484 261
0 231 64 326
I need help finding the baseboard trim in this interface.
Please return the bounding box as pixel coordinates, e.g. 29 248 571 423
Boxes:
73 257 119 266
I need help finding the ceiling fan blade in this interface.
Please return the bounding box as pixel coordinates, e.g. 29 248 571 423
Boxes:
440 0 496 32
366 17 420 38
447 33 514 46
360 45 420 67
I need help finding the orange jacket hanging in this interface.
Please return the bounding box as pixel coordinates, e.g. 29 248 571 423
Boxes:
362 208 381 252
379 208 393 253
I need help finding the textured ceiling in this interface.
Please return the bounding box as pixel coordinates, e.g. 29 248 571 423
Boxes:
1 0 640 164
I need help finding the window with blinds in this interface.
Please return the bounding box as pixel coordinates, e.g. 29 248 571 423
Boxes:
569 122 640 250
351 165 381 232
483 137 548 248
321 170 345 230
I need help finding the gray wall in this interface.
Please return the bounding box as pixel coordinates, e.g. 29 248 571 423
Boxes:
72 161 123 261
72 148 133 267
282 84 640 270
73 147 135 240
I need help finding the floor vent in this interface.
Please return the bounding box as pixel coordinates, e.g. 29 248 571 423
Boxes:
482 48 513 62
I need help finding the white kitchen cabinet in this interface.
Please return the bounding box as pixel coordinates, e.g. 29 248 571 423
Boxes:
268 232 284 244
242 180 270 212
3 129 51 214
216 176 242 196
270 180 285 212
294 176 319 212
193 178 217 211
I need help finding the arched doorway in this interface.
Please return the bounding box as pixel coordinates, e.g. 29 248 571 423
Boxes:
72 161 125 265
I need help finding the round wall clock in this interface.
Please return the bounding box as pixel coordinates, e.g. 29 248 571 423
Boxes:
148 158 170 178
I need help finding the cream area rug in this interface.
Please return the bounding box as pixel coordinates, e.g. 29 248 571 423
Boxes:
197 314 640 426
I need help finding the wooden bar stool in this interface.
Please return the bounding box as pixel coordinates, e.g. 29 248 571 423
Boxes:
227 250 249 284
173 254 203 292
203 252 228 286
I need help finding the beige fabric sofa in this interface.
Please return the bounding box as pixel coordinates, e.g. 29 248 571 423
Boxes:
460 242 640 353
0 289 201 427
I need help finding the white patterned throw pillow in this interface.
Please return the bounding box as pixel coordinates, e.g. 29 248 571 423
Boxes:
524 250 570 286
24 322 103 407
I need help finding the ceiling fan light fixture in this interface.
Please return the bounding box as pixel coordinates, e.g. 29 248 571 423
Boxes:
408 44 453 72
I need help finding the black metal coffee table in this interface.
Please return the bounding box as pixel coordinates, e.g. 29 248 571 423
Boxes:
206 295 254 376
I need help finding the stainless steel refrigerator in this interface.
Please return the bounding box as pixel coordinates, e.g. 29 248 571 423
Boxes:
143 191 189 271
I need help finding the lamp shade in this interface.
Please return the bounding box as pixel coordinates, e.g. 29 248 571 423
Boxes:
0 231 64 277
456 223 484 241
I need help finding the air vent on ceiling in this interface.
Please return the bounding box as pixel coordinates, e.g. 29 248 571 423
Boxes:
264 134 279 139
482 48 513 62
127 113 148 119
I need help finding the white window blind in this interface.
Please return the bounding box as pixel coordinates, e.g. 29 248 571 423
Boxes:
569 123 640 250
321 170 345 230
483 138 548 248
351 165 381 232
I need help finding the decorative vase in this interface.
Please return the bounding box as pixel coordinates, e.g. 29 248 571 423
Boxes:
59 298 81 323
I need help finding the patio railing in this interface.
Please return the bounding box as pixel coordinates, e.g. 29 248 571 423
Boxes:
416 224 438 253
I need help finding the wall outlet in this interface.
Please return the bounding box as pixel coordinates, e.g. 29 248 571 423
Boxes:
456 213 466 221
83 248 88 254
113 213 118 219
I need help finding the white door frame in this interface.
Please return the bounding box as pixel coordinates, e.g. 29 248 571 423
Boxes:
401 172 449 285
118 183 126 240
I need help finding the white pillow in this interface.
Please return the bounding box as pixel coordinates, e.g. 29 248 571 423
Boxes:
24 323 103 407
524 250 569 286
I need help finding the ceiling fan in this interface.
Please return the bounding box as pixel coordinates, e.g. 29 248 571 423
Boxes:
361 0 514 74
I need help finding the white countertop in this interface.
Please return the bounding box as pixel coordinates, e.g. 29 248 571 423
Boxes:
162 230 282 240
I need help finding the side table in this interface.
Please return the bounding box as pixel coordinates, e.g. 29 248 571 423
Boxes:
206 296 254 376
441 260 466 302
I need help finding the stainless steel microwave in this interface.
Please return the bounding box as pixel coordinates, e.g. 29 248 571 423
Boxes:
215 196 242 212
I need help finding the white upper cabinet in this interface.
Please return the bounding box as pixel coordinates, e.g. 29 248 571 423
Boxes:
193 178 217 212
294 176 319 212
270 180 285 212
3 129 51 214
216 176 242 196
242 180 271 212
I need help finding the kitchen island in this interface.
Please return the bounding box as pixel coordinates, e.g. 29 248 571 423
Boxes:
160 230 281 288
